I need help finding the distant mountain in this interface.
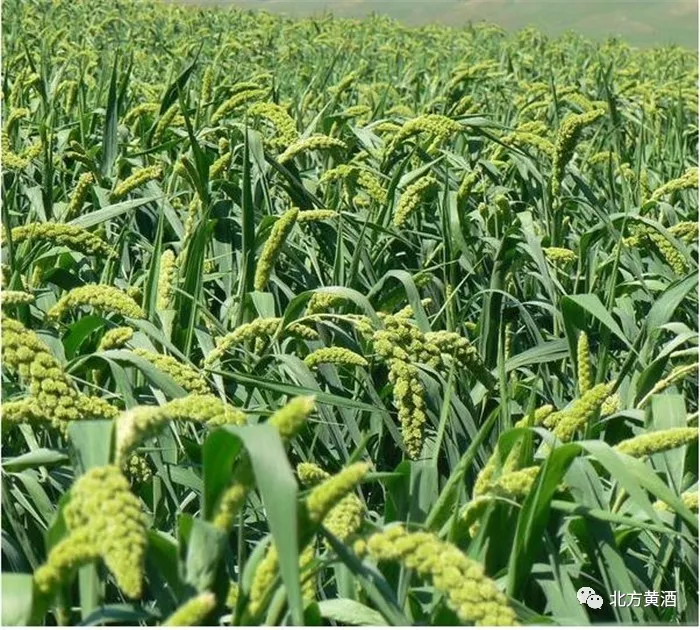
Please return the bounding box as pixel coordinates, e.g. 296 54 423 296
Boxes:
176 0 698 48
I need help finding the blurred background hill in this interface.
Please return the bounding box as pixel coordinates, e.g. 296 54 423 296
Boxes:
177 0 698 48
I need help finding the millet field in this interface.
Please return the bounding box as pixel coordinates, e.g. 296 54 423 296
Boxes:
1 0 698 625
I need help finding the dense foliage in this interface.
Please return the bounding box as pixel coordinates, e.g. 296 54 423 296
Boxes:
1 0 698 625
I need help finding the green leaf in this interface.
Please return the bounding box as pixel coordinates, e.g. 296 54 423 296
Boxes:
68 195 161 228
236 127 256 322
579 440 697 530
645 273 698 333
2 449 69 472
159 54 199 116
223 424 303 625
98 350 188 398
507 443 581 597
1 573 35 626
562 293 631 351
317 598 388 626
202 430 243 521
184 518 227 592
213 367 380 413
101 55 119 176
67 420 114 474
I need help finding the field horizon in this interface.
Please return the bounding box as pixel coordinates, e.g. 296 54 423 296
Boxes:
177 0 699 49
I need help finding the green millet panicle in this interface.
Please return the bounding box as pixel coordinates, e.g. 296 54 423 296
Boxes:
200 66 214 105
248 101 298 147
210 151 231 179
162 592 216 626
639 363 698 407
306 462 369 524
122 102 159 125
211 88 267 124
4 107 30 131
298 462 330 485
577 331 592 395
356 169 388 204
66 173 94 219
601 393 622 416
156 250 177 311
626 223 690 275
278 135 347 164
226 582 239 609
297 209 338 223
323 491 366 543
218 137 230 154
110 165 162 202
587 150 616 166
1 315 118 432
132 348 209 394
347 314 375 339
1 131 41 170
329 69 361 97
36 465 148 598
320 164 388 204
125 454 152 485
307 291 346 315
388 114 462 156
47 284 145 321
99 326 134 351
300 543 318 603
248 544 280 616
393 175 439 227
543 247 577 265
373 329 427 458
551 108 605 194
475 438 542 499
203 317 318 366
499 404 556 475
213 479 252 531
649 167 698 203
5 222 111 257
268 395 315 439
530 403 555 426
297 462 365 542
340 104 371 120
489 466 541 498
501 131 555 157
548 383 612 441
393 299 432 320
451 94 477 116
459 495 494 534
115 395 245 463
1 290 34 307
153 104 179 144
361 526 517 626
254 208 299 291
474 456 499 498
370 313 494 456
457 171 479 202
615 427 698 458
424 330 481 370
1 397 47 432
33 527 100 595
304 347 368 369
668 221 698 244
